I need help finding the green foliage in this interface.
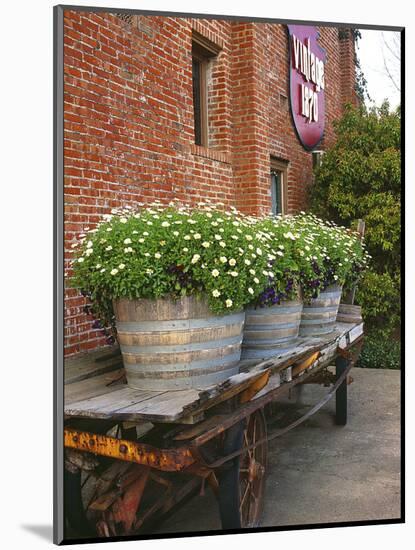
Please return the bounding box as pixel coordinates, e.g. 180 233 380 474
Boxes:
70 203 273 321
352 29 372 105
355 271 401 331
309 103 401 332
292 213 369 295
70 202 369 327
356 329 401 370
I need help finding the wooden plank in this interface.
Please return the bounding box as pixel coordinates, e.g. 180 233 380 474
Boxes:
65 369 125 405
64 321 362 424
65 346 122 385
65 387 170 419
338 322 364 349
112 389 200 422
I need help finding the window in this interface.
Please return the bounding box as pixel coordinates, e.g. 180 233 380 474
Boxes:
312 150 325 170
270 158 288 215
192 33 220 147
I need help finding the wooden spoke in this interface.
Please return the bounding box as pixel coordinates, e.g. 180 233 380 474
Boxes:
237 410 268 528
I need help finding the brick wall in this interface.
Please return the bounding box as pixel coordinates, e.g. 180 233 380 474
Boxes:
63 10 357 355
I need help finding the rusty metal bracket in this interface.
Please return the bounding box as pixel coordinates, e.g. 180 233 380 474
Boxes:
64 428 195 472
239 369 271 403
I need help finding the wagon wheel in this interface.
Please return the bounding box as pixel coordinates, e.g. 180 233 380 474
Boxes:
217 409 268 529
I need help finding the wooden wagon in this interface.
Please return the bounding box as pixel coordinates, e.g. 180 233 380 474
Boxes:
64 320 364 539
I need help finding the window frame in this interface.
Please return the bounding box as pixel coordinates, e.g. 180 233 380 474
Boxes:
270 158 289 215
191 32 221 148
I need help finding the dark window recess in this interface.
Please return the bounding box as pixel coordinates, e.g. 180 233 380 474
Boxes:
192 58 202 146
270 170 283 215
191 33 221 147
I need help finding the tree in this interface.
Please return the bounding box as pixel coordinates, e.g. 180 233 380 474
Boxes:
309 102 401 335
381 31 401 93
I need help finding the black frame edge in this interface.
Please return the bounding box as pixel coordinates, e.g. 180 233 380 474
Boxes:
53 3 65 546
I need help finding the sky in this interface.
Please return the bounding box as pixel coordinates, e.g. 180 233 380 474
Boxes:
356 29 401 109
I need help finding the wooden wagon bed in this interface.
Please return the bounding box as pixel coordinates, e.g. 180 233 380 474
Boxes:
64 321 363 425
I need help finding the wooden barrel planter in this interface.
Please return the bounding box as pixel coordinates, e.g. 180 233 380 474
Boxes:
241 299 303 360
113 296 245 391
299 284 343 337
336 303 363 324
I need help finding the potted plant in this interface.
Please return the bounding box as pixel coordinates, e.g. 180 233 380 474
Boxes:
296 214 370 336
70 201 272 390
241 215 311 360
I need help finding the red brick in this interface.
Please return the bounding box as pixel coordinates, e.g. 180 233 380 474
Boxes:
63 10 357 356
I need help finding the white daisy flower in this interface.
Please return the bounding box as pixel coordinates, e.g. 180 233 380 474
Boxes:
254 277 260 284
154 252 161 259
118 263 125 269
248 287 254 295
193 233 201 240
123 238 132 244
225 299 233 308
77 257 84 263
191 254 200 264
161 221 170 227
212 289 221 298
120 218 127 224
229 258 236 266
202 241 210 248
105 245 113 251
110 268 118 275
219 241 226 248
212 269 220 277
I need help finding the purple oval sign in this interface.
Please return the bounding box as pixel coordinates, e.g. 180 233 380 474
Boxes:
288 25 327 150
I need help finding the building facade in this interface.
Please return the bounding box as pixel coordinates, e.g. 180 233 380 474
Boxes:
63 10 358 356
